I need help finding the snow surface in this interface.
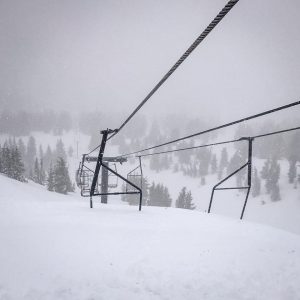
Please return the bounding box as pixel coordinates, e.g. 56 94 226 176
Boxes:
0 175 300 300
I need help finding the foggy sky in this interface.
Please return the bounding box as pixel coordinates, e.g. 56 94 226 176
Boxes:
1 0 300 123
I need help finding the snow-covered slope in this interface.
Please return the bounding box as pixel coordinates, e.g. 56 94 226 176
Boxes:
0 175 300 300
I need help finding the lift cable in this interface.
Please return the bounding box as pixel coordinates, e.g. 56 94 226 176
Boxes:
124 125 300 158
107 0 240 142
118 100 300 158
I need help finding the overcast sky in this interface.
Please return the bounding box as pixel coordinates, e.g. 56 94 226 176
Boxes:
1 0 300 123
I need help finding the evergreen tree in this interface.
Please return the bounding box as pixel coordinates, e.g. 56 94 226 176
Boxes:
251 168 261 198
1 142 12 176
47 162 55 191
17 138 26 161
33 158 40 184
186 191 196 210
0 143 25 182
39 158 46 185
53 157 73 194
175 187 187 208
176 187 196 210
148 182 172 207
55 139 67 161
10 147 25 182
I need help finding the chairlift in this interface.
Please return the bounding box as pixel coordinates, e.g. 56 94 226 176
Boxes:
126 165 142 192
108 163 118 188
75 164 82 187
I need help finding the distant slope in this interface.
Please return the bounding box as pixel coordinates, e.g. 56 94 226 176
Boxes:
0 175 300 300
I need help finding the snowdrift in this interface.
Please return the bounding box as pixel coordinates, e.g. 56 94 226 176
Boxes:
0 175 299 300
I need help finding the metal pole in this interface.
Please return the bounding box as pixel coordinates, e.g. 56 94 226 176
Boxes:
138 156 143 211
101 162 109 204
208 189 215 213
89 129 109 207
240 138 253 220
139 156 143 210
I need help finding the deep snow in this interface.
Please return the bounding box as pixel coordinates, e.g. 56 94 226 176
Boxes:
0 175 300 300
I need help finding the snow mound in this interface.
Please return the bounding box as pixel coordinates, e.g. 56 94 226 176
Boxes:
0 175 299 300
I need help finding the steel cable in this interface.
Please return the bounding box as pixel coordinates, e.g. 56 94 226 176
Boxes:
107 0 240 141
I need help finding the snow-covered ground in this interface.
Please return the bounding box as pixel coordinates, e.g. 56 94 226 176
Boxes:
0 174 300 300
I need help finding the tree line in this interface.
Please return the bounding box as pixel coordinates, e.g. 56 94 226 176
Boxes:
0 137 74 195
0 110 73 136
122 177 195 210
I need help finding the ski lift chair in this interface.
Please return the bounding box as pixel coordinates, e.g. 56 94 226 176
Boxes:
126 165 142 192
108 163 118 188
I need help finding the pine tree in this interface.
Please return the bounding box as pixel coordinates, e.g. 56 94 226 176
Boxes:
175 187 195 209
1 142 13 177
0 143 25 182
53 157 73 194
185 191 196 210
251 168 261 198
148 182 172 207
33 158 40 184
55 139 67 161
17 138 26 161
39 158 46 185
175 187 187 208
11 147 25 182
47 162 55 191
